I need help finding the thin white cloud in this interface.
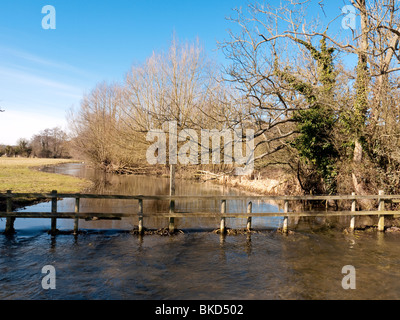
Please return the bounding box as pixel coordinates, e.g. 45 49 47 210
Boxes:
0 65 82 94
0 45 95 79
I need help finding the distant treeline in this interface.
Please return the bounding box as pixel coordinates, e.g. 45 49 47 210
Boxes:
1 127 71 159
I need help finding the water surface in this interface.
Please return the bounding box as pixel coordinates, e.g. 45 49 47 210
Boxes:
1 163 400 300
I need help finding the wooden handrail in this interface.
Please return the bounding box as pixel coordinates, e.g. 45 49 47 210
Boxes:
1 190 397 235
0 210 398 218
1 192 399 201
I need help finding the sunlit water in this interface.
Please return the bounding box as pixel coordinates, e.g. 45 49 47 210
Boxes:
1 163 400 300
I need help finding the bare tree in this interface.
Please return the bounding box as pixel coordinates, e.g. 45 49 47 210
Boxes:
68 82 123 167
219 0 400 194
122 37 220 131
119 38 228 168
219 1 343 193
69 38 243 174
30 127 69 158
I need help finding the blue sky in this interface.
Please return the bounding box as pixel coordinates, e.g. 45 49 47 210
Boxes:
0 0 353 145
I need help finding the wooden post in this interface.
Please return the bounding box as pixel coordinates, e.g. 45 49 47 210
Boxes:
170 164 176 194
378 190 385 232
73 197 80 235
246 201 252 231
138 199 144 235
283 200 289 234
350 192 356 231
5 190 15 234
51 190 57 235
220 200 226 234
169 164 176 233
169 206 175 233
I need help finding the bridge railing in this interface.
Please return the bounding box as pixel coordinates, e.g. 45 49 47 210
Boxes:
1 190 399 235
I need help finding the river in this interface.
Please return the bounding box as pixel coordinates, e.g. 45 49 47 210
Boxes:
1 162 400 300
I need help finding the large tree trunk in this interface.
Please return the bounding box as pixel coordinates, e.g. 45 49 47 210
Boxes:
352 0 369 194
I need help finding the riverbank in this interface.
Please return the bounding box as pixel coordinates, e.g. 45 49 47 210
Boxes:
0 158 92 210
195 168 302 196
105 163 302 196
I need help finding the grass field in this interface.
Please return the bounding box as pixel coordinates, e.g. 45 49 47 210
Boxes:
0 158 92 193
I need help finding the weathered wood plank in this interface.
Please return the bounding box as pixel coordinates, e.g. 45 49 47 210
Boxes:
2 192 400 201
169 164 176 233
220 200 227 234
0 212 131 219
0 210 397 219
246 202 252 231
283 200 289 234
50 190 57 234
378 190 385 232
5 190 15 234
74 197 80 235
350 192 356 231
138 199 144 235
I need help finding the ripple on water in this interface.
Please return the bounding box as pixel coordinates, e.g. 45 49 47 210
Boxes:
2 163 400 299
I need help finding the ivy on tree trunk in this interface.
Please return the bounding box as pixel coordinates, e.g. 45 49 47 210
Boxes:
274 37 338 194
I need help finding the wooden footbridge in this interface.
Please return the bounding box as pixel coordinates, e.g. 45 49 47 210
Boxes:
1 189 400 235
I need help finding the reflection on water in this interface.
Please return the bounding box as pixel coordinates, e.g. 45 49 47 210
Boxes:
1 229 400 299
1 163 400 300
14 163 281 231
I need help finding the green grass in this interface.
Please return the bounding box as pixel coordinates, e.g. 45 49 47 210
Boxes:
0 158 92 193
